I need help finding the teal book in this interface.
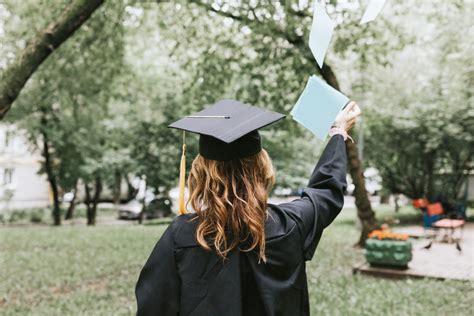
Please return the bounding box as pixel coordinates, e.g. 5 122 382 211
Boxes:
291 75 349 140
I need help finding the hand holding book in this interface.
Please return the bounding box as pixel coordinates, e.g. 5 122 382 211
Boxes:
329 102 361 142
333 101 361 133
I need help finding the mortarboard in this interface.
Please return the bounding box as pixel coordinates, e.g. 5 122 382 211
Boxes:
168 99 285 214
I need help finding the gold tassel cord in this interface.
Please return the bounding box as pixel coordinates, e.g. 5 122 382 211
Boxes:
178 131 187 215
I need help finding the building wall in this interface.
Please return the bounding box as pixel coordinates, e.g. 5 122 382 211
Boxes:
0 124 50 211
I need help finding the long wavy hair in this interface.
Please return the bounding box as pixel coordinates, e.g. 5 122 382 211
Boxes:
187 149 275 263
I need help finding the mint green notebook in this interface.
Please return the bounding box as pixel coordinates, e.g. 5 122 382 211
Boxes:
291 75 349 140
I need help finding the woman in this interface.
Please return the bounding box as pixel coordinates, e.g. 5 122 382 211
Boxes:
136 99 361 315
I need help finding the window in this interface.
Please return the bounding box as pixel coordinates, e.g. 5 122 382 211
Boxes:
4 130 12 148
3 169 14 185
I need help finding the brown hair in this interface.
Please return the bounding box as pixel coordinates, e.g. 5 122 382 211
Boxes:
187 149 275 263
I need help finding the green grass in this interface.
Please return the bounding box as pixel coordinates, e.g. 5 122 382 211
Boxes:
0 207 472 315
306 212 473 316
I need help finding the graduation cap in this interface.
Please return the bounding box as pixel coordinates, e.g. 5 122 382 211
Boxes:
168 99 285 214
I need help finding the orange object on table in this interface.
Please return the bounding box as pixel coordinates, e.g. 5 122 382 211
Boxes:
432 219 465 228
413 198 428 209
427 203 443 216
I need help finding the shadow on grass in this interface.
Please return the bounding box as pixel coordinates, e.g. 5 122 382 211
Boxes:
143 218 173 226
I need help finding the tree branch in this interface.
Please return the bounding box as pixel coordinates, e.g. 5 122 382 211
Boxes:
191 1 344 90
0 0 104 119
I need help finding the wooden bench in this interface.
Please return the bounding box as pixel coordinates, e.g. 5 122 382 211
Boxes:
413 199 465 251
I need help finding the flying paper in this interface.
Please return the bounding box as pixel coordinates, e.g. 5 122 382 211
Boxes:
360 0 386 24
291 75 349 139
309 2 335 68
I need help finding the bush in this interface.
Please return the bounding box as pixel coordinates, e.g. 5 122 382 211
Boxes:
5 208 46 224
29 209 45 223
8 209 28 223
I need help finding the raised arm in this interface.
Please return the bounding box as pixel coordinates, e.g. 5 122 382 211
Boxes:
279 102 360 260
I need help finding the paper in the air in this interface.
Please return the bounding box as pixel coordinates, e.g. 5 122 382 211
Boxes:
291 75 349 140
309 2 335 68
360 0 386 24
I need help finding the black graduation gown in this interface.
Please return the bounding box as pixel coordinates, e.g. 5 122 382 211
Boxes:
135 134 347 316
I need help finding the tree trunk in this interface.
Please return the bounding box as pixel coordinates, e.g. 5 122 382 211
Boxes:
84 177 102 225
347 140 378 245
84 183 93 225
113 170 121 207
41 132 61 226
64 180 78 220
90 176 102 225
426 156 435 200
0 0 104 118
394 194 400 213
321 65 378 246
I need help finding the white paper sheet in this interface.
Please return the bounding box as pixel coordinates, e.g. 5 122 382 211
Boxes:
309 2 335 68
360 0 386 24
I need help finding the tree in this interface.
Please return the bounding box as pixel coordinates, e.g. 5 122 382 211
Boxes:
38 105 63 225
0 0 104 118
364 1 474 204
366 108 473 202
5 0 467 241
5 1 126 225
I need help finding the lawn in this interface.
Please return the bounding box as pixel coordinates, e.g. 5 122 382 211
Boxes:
0 206 472 315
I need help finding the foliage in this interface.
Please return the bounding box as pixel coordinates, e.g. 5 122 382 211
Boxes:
0 207 46 224
148 0 398 188
361 1 474 202
3 1 129 223
365 106 473 201
0 0 71 71
1 0 472 223
1 207 472 315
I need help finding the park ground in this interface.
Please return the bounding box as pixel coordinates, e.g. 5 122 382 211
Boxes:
1 206 473 316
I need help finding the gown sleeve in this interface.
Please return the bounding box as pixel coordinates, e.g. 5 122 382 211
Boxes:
278 134 347 261
135 220 180 315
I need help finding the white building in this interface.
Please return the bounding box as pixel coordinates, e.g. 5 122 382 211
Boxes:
0 124 50 211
